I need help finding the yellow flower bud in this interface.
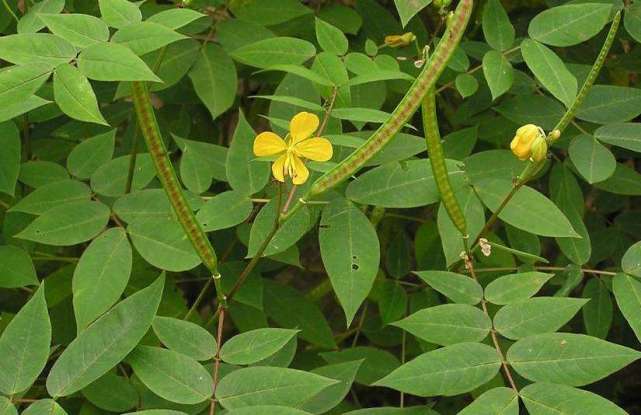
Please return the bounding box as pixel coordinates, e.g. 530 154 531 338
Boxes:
384 32 416 48
530 136 548 162
549 129 561 141
510 124 543 161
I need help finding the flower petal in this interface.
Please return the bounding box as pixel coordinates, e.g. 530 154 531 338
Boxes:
271 154 287 182
254 132 287 157
290 112 319 143
290 154 310 185
294 137 333 162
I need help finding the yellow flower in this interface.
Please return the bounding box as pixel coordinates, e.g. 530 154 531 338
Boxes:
253 112 333 185
510 124 544 161
384 32 416 48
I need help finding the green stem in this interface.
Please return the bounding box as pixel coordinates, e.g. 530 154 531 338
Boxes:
281 0 474 222
131 82 224 305
2 0 17 22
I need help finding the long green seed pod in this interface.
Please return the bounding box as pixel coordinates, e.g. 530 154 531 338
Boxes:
308 0 473 198
131 82 221 281
421 90 467 235
552 11 621 136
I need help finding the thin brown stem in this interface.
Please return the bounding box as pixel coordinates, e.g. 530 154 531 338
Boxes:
209 306 226 415
463 241 518 393
281 185 297 215
318 87 338 135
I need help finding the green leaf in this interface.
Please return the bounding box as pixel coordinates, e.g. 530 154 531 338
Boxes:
188 43 237 120
595 122 641 152
0 33 76 68
495 95 565 131
53 63 108 126
226 111 270 195
152 317 216 361
81 372 138 412
0 245 38 288
474 178 579 238
196 191 253 232
67 130 115 179
622 241 641 277
46 275 164 397
569 134 615 184
0 396 16 415
319 197 380 325
90 153 155 197
455 73 478 98
521 382 627 415
484 272 553 305
414 271 483 305
113 189 175 223
346 159 464 208
392 304 491 346
225 408 312 415
315 18 348 55
582 278 612 339
458 387 518 415
220 328 299 365
612 273 641 343
263 280 337 349
230 37 316 69
0 121 20 196
16 0 64 33
99 0 142 29
482 0 515 51
624 1 641 43
259 65 334 87
528 3 612 47
594 163 641 195
78 42 161 82
10 179 91 215
302 360 363 414
494 297 587 340
112 22 187 56
507 332 641 386
16 200 110 246
21 400 66 415
128 218 201 272
228 0 312 26
576 85 641 124
321 346 400 386
374 342 501 396
19 160 69 188
146 8 206 30
39 13 110 48
394 0 431 27
0 285 51 395
215 366 337 409
482 50 514 100
0 64 50 103
521 39 577 107
73 227 132 331
0 96 50 123
248 198 311 257
127 346 213 404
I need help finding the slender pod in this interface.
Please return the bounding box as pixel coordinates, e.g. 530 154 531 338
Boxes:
131 82 221 280
422 90 467 235
307 0 473 199
552 11 621 136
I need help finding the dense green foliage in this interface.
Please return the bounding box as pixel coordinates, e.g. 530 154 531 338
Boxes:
1 0 641 414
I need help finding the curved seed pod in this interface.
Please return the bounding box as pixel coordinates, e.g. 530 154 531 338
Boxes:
422 91 467 235
307 0 474 199
131 82 220 278
552 11 621 136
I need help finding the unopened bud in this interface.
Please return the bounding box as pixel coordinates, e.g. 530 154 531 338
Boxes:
510 124 544 161
549 129 561 141
530 136 548 162
384 32 416 48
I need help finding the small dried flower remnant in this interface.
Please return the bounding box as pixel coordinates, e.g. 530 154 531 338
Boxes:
253 112 333 185
510 124 548 162
384 32 416 48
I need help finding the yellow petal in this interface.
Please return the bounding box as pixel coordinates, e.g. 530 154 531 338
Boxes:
294 137 333 162
289 112 319 144
290 154 310 185
254 132 287 157
271 154 287 182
